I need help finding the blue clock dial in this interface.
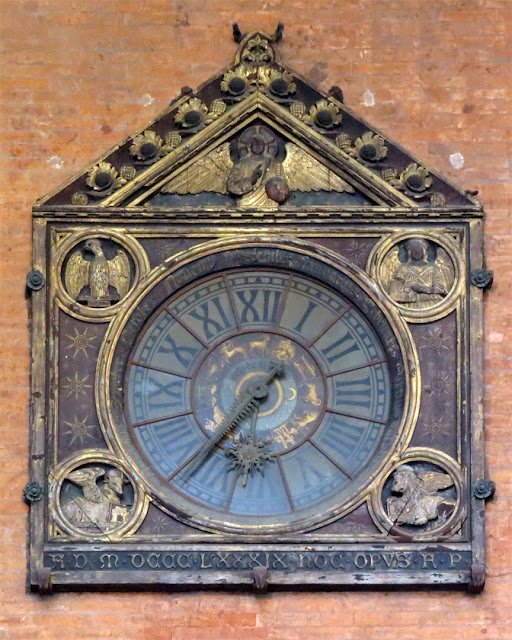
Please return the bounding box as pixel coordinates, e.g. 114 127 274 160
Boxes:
124 268 395 530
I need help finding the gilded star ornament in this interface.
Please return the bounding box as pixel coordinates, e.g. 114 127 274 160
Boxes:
63 372 91 400
419 327 451 356
65 327 97 358
424 372 454 397
226 433 274 487
345 239 369 263
150 511 170 534
63 416 96 446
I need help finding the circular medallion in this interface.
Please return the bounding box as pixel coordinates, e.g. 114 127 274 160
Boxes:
369 448 464 541
49 450 148 540
54 230 149 321
368 232 463 322
98 238 419 535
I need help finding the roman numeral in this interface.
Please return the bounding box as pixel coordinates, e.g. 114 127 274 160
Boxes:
334 376 372 410
321 331 360 365
187 296 232 340
235 288 282 324
147 377 185 411
159 333 198 367
320 415 365 459
293 301 317 333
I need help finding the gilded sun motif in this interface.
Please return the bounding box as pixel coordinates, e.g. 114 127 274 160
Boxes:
65 327 97 358
424 372 454 397
63 416 96 445
419 327 451 356
63 373 91 400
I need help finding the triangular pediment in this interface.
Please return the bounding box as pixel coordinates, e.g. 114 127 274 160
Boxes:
35 28 481 214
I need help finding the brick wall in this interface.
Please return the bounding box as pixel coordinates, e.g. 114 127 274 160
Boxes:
1 0 511 638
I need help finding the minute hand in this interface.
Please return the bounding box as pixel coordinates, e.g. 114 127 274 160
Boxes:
185 362 284 477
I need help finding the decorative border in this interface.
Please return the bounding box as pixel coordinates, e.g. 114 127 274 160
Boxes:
367 230 464 323
52 228 150 322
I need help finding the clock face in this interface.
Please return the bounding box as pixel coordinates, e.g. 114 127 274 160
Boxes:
104 245 410 535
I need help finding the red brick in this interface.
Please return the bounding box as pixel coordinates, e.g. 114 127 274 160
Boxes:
0 0 511 638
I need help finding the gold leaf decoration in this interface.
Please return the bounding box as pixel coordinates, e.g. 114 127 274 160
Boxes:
129 130 163 162
174 97 209 128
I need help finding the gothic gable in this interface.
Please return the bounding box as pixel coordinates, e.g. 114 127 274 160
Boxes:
35 28 481 214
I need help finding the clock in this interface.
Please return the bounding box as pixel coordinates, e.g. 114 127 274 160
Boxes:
100 238 418 536
28 27 488 592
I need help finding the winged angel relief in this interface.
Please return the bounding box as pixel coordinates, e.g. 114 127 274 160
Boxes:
64 239 130 307
161 124 354 208
383 238 454 310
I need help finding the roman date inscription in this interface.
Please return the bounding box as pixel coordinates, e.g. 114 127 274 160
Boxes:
45 550 471 573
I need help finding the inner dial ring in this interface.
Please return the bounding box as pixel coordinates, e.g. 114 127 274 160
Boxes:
192 331 326 455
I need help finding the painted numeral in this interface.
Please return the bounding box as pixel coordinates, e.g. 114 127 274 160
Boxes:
236 289 282 324
293 301 317 333
160 333 198 367
334 376 371 410
321 331 360 365
187 297 232 340
148 377 185 411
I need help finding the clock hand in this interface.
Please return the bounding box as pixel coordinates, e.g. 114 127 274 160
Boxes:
185 362 284 477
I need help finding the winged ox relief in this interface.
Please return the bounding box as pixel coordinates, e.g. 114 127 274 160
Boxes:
161 124 355 208
64 239 131 307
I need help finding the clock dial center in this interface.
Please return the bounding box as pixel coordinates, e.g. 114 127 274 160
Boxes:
193 332 326 454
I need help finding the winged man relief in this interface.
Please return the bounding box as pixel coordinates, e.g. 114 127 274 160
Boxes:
161 124 354 208
64 239 130 307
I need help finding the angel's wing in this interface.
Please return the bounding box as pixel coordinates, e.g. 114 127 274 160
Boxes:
161 143 233 194
419 471 454 493
108 250 130 297
67 467 104 503
434 247 454 293
64 251 90 300
382 246 401 289
282 143 355 193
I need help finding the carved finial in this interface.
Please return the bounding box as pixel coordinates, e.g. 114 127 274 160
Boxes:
328 85 344 103
272 22 284 42
233 23 244 43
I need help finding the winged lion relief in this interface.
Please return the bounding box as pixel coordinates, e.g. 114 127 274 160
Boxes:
161 124 355 208
386 464 456 527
